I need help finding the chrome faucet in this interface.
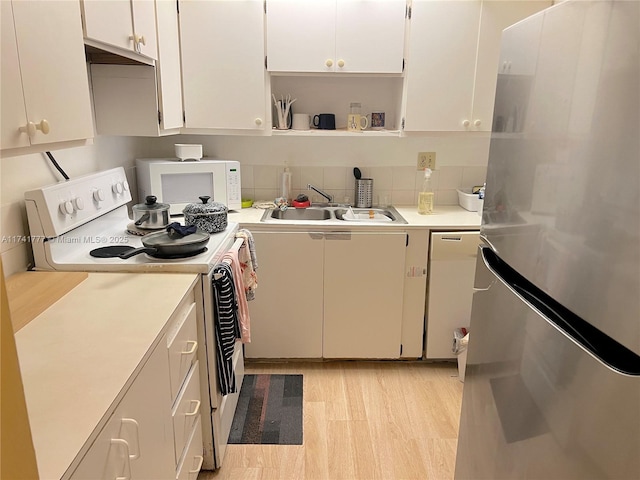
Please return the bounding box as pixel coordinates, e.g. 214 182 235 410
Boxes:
307 184 333 203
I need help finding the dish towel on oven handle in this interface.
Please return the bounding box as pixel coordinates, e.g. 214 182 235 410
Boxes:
212 263 240 396
235 229 258 301
221 248 251 343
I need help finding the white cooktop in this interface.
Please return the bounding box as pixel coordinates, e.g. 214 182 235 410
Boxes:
25 167 237 274
40 207 237 273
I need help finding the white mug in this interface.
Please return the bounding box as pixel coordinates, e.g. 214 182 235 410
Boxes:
347 113 369 132
292 113 311 131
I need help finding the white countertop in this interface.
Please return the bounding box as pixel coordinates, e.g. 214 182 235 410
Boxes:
229 204 482 230
14 272 199 480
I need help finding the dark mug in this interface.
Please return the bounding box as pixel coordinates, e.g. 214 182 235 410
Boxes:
313 113 336 130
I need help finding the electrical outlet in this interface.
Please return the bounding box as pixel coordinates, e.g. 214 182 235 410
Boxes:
417 152 436 170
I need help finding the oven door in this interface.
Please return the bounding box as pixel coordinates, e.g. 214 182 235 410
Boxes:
196 236 245 469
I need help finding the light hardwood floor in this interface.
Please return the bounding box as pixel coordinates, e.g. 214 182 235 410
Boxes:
199 361 464 480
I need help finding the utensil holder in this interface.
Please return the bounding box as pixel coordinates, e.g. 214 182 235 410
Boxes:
355 178 374 208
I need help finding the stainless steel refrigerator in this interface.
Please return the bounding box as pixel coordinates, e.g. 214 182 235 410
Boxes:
455 1 639 478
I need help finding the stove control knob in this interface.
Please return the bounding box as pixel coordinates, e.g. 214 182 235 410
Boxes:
59 200 74 215
93 189 105 202
122 180 130 192
112 182 124 195
74 197 85 211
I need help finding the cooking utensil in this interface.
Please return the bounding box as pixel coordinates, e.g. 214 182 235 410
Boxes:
183 196 228 233
353 167 362 180
132 195 170 229
118 228 210 259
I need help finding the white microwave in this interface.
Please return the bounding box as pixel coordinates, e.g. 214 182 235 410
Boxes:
136 158 241 215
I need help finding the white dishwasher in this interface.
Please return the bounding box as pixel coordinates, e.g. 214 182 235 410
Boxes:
425 231 480 359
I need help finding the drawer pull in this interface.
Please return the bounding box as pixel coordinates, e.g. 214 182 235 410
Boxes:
110 438 132 480
189 455 204 474
120 418 140 459
181 341 198 355
185 399 201 416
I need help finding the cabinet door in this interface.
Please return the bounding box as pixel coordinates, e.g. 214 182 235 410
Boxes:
82 0 157 59
403 0 481 132
244 232 324 358
1 1 29 149
266 0 336 72
71 343 174 479
471 1 550 130
8 0 94 146
82 0 135 52
323 232 406 358
180 0 267 130
335 0 406 73
131 0 158 59
156 0 183 130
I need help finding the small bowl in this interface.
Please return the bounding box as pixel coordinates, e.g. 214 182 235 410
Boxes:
241 199 254 208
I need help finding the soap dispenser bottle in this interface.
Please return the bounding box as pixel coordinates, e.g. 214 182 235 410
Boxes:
418 168 434 215
281 164 292 205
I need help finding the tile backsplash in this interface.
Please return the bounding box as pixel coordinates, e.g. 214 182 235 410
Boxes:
240 165 487 206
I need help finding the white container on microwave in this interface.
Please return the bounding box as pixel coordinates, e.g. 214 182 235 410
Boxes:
136 158 241 215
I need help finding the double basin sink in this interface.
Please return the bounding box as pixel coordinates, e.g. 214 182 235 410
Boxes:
260 204 408 224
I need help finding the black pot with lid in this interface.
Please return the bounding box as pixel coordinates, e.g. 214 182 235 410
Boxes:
183 196 228 233
132 195 170 229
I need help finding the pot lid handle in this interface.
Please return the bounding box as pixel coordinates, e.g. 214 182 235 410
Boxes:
199 196 210 204
145 195 157 205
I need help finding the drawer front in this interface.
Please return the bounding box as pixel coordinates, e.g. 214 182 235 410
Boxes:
172 361 201 464
167 302 198 402
176 415 204 480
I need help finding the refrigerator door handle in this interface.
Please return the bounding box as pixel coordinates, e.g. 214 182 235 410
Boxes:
479 233 498 253
481 247 640 377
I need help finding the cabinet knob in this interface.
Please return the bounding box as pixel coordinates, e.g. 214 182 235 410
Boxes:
130 34 146 53
337 59 345 68
325 59 333 67
19 119 49 137
255 118 263 126
462 119 470 127
474 119 482 127
37 119 50 134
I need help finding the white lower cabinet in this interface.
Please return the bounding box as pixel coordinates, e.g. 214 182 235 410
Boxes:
323 232 406 358
246 230 408 359
244 231 324 358
70 342 175 480
71 296 203 480
176 416 203 480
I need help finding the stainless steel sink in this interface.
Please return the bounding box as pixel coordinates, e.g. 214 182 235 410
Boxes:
260 205 407 224
334 207 407 223
268 207 332 221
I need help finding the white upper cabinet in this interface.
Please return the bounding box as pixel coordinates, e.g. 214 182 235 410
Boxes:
1 0 93 150
403 0 550 132
266 0 407 73
81 0 158 61
89 0 183 136
180 0 267 131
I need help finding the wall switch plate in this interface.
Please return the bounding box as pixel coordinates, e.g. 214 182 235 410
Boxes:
417 152 436 170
